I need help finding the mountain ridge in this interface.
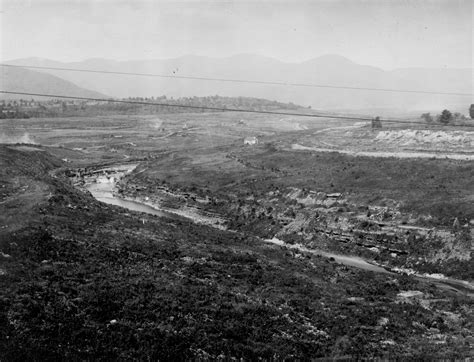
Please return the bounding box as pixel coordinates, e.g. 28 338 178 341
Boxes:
9 53 470 71
4 54 472 113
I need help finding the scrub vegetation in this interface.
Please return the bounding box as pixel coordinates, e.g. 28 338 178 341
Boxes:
1 108 473 358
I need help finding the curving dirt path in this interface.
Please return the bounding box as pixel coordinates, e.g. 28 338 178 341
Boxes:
291 143 474 160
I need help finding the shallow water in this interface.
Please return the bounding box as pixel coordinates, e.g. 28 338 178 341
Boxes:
93 194 169 217
265 237 390 274
87 181 173 218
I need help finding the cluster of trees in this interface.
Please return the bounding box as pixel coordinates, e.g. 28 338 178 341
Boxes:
421 107 472 125
0 102 31 119
124 95 303 111
0 95 306 119
0 98 81 118
0 109 30 119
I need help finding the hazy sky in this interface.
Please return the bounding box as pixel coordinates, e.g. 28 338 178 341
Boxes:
0 0 472 69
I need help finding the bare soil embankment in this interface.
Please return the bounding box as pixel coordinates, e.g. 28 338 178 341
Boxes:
291 127 474 160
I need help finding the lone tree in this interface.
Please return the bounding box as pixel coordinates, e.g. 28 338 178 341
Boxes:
421 112 433 123
371 116 382 128
439 109 453 124
470 104 474 119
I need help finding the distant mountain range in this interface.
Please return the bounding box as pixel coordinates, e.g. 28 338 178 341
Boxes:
0 65 106 100
4 54 473 113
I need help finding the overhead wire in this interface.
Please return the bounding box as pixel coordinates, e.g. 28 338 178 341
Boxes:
1 90 474 128
1 63 472 97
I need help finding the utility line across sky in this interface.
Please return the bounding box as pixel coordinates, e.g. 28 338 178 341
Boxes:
2 90 474 128
1 63 472 97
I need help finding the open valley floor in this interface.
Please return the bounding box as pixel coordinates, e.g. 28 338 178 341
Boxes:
1 113 473 359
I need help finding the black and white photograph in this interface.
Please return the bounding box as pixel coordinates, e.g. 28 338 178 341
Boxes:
0 0 473 359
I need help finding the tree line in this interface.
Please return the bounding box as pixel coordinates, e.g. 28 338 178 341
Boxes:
421 106 473 125
0 96 307 119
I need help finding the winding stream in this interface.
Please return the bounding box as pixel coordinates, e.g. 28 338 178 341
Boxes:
264 237 390 274
87 181 175 218
83 164 474 297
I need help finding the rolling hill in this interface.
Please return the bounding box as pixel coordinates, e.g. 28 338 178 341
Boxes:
0 65 107 100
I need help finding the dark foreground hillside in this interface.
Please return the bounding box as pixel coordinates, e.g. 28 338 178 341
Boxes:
0 145 473 359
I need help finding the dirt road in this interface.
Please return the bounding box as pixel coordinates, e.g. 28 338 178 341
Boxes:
291 143 474 160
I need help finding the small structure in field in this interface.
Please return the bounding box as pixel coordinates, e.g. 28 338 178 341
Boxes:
244 136 259 145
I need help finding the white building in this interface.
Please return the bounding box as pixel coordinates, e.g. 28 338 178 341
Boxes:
244 136 259 145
